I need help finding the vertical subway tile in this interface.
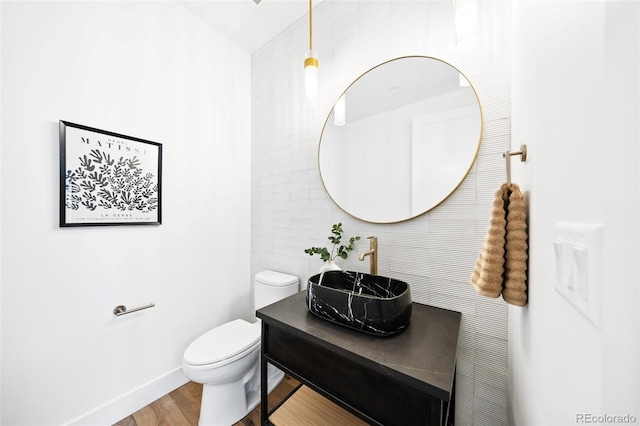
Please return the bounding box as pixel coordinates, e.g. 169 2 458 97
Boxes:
251 2 511 424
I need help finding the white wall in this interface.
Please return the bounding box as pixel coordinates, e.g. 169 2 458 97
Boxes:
0 2 3 423
251 1 511 424
510 1 639 425
0 2 251 425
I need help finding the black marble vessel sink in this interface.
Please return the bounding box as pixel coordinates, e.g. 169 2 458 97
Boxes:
306 270 412 336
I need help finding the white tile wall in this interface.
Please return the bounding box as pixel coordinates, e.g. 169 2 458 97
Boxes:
251 1 511 424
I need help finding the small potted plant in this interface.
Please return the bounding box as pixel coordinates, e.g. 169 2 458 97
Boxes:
305 223 360 272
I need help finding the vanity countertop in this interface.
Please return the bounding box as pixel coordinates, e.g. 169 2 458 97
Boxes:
257 290 461 402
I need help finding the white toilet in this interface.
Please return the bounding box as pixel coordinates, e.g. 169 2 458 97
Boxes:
182 270 299 426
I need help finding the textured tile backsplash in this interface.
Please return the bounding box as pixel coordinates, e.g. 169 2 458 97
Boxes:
251 1 510 424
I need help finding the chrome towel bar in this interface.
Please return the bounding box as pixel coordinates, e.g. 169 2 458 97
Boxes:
113 303 155 316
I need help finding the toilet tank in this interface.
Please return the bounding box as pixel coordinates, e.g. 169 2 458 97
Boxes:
255 270 299 310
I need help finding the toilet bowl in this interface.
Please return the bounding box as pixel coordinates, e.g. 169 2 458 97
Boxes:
182 271 299 426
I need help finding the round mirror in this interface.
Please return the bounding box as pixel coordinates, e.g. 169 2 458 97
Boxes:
319 56 482 223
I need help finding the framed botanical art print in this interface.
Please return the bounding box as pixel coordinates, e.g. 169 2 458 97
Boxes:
59 120 162 226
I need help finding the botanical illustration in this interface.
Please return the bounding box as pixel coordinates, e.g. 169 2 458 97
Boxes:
65 149 159 213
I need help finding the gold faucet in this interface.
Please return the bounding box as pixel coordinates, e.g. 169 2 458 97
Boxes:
358 236 378 275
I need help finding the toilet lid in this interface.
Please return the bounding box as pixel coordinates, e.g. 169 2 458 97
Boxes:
184 319 260 366
255 270 298 287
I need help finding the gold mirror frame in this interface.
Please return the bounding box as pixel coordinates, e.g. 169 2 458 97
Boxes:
318 56 483 224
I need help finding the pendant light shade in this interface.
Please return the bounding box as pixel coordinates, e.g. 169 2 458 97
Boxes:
453 0 478 49
334 93 346 126
304 0 318 104
304 50 318 103
459 72 470 87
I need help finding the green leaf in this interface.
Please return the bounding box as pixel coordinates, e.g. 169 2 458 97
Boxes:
304 223 360 262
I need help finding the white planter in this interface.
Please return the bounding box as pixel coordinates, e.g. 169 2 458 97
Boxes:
319 261 341 273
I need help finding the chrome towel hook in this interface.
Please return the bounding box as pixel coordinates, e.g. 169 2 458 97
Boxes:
113 303 155 316
503 144 527 185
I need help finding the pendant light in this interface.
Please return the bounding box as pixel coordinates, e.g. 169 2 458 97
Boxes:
459 73 470 87
334 93 346 126
453 0 478 49
304 0 318 103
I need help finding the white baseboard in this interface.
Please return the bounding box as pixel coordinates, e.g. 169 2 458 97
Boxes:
67 367 189 426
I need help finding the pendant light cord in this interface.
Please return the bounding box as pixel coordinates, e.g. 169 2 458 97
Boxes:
309 0 313 50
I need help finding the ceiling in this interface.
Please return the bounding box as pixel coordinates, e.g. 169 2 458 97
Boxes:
178 0 323 53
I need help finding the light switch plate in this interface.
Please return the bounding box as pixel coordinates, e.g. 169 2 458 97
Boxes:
554 223 602 328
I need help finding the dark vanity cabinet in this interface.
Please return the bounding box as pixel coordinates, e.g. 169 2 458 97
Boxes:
257 291 461 426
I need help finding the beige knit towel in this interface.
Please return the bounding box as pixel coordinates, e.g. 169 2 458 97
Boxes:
470 183 529 306
502 183 528 306
470 183 510 298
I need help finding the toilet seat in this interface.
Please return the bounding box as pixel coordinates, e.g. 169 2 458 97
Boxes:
184 319 260 368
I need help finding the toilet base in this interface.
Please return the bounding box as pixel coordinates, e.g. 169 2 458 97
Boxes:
197 364 285 426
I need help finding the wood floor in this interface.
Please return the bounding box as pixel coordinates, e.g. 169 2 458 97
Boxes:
113 375 300 426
